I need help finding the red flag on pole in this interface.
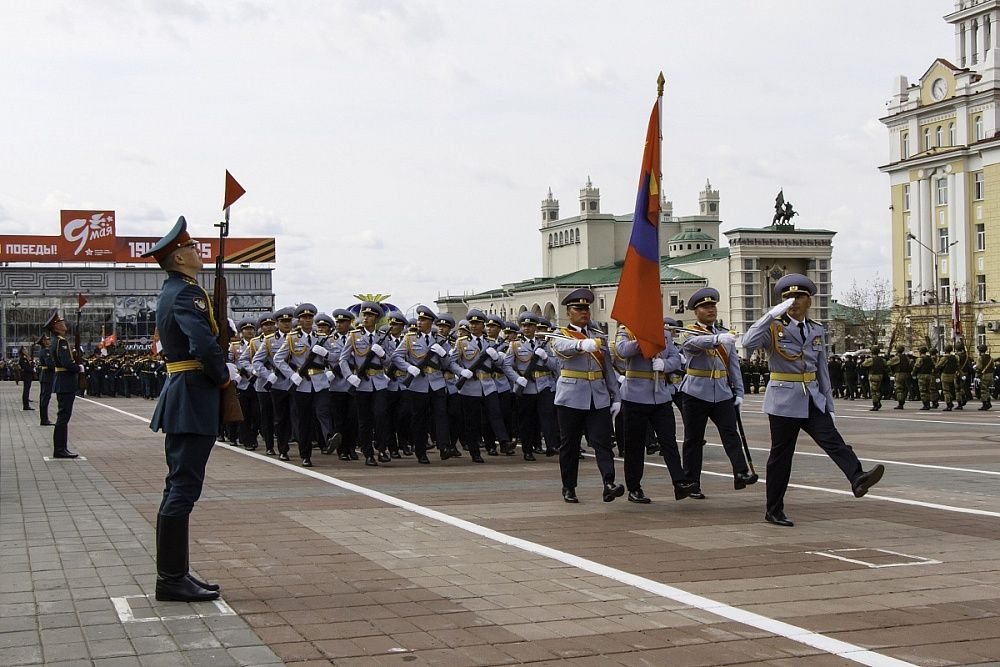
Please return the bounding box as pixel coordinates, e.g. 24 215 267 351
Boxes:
223 170 246 210
77 293 88 311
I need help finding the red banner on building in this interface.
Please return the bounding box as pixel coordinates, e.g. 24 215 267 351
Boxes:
0 211 276 264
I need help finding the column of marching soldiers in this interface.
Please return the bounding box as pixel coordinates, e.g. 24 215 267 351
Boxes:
741 342 997 412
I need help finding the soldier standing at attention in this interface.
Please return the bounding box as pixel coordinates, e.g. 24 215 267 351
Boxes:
935 345 958 411
141 216 239 601
887 345 911 410
913 346 935 410
677 288 757 499
976 344 994 411
861 346 886 411
43 312 82 458
742 274 885 527
548 289 623 503
37 333 55 426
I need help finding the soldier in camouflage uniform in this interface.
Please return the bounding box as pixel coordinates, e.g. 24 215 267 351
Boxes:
929 348 941 408
912 346 934 410
976 344 994 411
861 346 886 411
887 344 911 410
934 345 958 411
954 341 972 410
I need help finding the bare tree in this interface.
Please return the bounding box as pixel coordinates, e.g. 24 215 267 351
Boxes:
840 275 895 349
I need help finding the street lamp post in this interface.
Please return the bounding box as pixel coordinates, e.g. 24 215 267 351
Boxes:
906 233 958 351
0 290 22 360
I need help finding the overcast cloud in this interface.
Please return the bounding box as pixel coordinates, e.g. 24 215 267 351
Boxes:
0 0 950 311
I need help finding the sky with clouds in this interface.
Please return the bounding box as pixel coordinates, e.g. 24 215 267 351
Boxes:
1 0 952 312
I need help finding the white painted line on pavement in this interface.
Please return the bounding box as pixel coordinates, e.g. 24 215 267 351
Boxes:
807 548 941 570
81 397 915 667
111 594 236 623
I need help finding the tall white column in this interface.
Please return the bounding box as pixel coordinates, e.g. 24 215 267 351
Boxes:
919 178 934 302
908 180 923 301
950 172 969 300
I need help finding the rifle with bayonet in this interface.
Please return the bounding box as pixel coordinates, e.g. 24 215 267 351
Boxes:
214 208 243 423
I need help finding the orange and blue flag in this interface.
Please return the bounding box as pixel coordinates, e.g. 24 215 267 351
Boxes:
611 97 664 357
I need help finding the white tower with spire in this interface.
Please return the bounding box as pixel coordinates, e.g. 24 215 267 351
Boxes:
579 176 600 215
540 187 559 224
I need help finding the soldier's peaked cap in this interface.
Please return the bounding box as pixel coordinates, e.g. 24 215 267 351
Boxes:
274 307 295 321
415 305 436 320
486 314 504 327
518 312 541 326
43 309 64 331
435 313 456 328
238 318 256 330
774 273 817 299
562 288 594 307
466 309 487 323
504 321 519 333
386 310 407 325
140 216 195 265
294 303 317 318
332 308 353 322
258 312 276 326
663 316 681 327
360 301 384 317
314 313 334 327
687 287 720 310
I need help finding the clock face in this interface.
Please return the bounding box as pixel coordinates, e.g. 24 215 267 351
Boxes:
932 78 948 101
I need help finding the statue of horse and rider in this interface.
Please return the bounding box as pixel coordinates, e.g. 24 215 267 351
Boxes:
772 190 798 226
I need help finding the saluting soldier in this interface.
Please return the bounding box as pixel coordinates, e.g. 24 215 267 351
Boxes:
254 307 294 459
502 312 558 461
339 301 392 466
861 346 886 411
677 288 757 498
390 305 452 463
43 311 82 458
742 274 885 527
245 313 277 454
976 344 994 410
548 289 623 503
273 303 328 467
324 308 355 460
141 216 238 602
37 333 55 426
615 315 693 502
887 344 911 410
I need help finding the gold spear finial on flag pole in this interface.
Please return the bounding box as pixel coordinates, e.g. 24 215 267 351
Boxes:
657 71 665 97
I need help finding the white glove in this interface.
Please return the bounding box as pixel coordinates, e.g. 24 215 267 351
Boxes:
430 343 447 356
515 376 529 387
290 372 303 386
579 339 598 353
617 374 626 386
325 370 334 381
651 358 665 372
533 347 548 361
407 365 421 377
371 343 385 358
734 395 743 408
311 344 328 357
347 374 361 387
768 297 795 319
460 369 474 379
485 347 500 360
717 333 736 347
266 372 278 384
961 375 967 381
610 401 622 419
78 364 86 373
226 363 240 382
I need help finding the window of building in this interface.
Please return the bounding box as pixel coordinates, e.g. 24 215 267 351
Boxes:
549 211 557 220
961 24 968 67
575 228 580 243
901 132 909 158
905 280 913 304
936 178 948 205
978 325 987 350
936 125 943 146
819 296 829 308
588 201 597 211
744 297 754 309
941 277 951 303
599 295 606 310
975 171 985 200
905 237 912 257
743 284 754 296
743 258 754 270
687 244 692 250
580 202 585 212
709 203 717 212
975 115 984 141
977 223 986 250
924 127 931 150
903 183 910 210
548 233 553 248
669 294 678 307
973 20 980 65
939 227 950 252
819 259 829 270
743 272 754 284
949 122 955 145
977 274 987 301
819 272 830 283
987 16 993 54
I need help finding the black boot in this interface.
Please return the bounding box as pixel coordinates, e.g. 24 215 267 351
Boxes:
943 402 953 412
893 401 904 410
155 515 219 602
920 401 930 411
159 515 221 592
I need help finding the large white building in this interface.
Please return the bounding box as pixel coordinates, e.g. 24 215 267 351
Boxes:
881 0 1000 350
437 179 836 343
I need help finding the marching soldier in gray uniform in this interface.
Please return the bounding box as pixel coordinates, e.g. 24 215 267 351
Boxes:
616 316 693 502
434 313 463 456
447 309 512 462
486 314 515 454
244 313 276 454
678 287 758 498
311 313 339 454
742 274 885 527
383 310 411 458
254 306 295 460
325 308 355 460
274 303 328 467
235 318 259 450
339 301 391 466
390 305 452 463
503 312 559 460
549 289 623 503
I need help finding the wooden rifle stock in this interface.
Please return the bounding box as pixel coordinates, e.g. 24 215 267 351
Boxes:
215 209 243 423
73 310 87 392
401 333 446 389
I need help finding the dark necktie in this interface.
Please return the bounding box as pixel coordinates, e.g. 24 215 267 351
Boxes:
477 338 484 350
424 334 430 346
368 333 373 345
798 322 806 344
305 333 312 347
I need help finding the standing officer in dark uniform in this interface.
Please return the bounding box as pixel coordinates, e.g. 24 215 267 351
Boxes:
742 274 885 527
43 312 82 458
142 216 238 602
37 333 55 426
18 345 34 411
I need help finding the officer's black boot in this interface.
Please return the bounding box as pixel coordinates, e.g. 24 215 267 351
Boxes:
980 401 989 411
155 514 219 602
920 401 930 411
154 515 220 592
894 400 904 410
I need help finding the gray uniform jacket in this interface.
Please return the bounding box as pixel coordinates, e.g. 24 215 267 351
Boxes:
678 324 744 403
274 327 330 393
234 339 253 391
742 312 835 418
549 325 620 410
383 336 405 392
338 327 390 392
324 333 350 393
615 326 683 405
502 337 557 394
448 335 500 397
251 331 291 392
237 336 262 391
390 331 448 393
